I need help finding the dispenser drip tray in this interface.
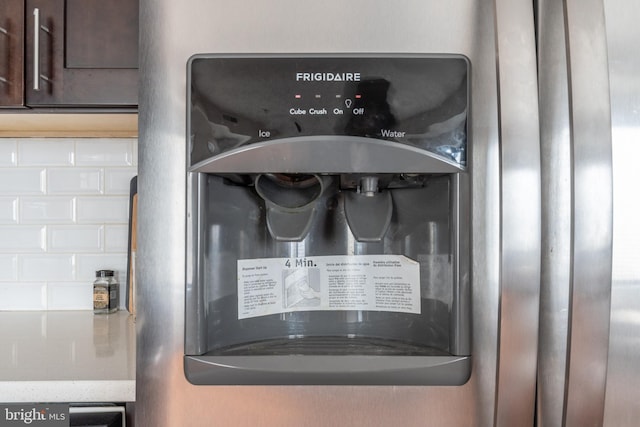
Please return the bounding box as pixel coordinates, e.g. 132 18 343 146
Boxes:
209 336 452 357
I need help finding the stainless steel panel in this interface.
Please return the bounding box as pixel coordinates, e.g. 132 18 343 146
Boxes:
603 0 640 425
137 0 539 425
536 0 572 425
537 0 613 426
563 1 613 426
493 0 541 425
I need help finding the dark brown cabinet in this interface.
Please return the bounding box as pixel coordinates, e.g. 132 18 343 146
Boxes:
1 0 138 109
0 0 25 107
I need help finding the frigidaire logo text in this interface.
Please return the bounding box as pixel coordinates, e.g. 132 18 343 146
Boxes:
295 72 361 82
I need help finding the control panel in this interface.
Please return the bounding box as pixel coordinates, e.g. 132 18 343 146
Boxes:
188 55 469 167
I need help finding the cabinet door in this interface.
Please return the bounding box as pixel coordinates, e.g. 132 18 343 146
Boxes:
25 0 138 107
0 0 25 107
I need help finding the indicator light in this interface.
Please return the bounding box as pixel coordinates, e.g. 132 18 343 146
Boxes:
315 94 322 99
295 94 302 99
355 94 362 99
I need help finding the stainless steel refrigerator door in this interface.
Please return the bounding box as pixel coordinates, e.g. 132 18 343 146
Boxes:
136 0 540 425
603 0 640 425
537 0 614 426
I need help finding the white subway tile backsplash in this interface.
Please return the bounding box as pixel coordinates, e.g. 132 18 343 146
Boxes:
76 139 134 166
47 283 93 310
105 168 137 195
0 197 18 224
105 225 129 253
48 225 104 252
0 137 137 310
0 255 18 281
48 168 103 195
0 141 18 166
0 226 46 253
132 142 138 166
0 168 46 195
18 140 75 166
76 254 127 285
20 196 76 224
76 196 129 223
0 283 47 310
19 254 76 282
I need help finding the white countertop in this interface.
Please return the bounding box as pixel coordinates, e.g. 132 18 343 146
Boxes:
0 311 135 403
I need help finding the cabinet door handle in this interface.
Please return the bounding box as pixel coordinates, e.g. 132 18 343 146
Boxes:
32 8 51 91
0 26 8 84
33 8 40 90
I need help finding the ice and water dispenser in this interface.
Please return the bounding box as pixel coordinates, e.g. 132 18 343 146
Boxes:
184 55 471 385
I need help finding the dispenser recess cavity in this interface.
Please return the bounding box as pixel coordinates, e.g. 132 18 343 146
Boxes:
185 54 471 385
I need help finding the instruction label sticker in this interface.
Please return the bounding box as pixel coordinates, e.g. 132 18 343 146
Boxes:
237 255 421 319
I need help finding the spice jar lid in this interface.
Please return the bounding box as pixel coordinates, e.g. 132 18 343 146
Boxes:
96 270 115 277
